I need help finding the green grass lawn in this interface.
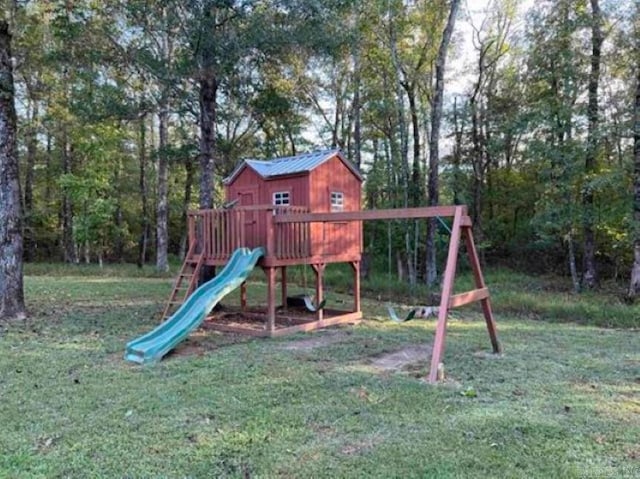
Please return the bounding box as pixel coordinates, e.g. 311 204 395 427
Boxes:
1 267 639 478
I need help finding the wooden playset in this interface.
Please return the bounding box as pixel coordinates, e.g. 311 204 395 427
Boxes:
164 149 500 383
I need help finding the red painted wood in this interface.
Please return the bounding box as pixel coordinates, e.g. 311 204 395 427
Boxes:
351 261 361 313
205 310 362 337
281 267 287 309
307 158 361 258
448 287 490 308
222 152 362 261
463 226 501 353
240 281 247 311
428 206 464 383
274 205 462 223
266 267 276 332
313 263 325 321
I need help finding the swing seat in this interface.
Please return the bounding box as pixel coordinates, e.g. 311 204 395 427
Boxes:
386 305 417 322
303 296 327 313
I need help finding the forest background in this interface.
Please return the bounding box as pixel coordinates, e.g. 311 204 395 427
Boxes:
5 0 640 294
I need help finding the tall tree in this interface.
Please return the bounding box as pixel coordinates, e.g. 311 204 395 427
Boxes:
426 0 460 286
628 41 640 297
526 0 588 292
0 20 25 320
582 0 603 289
194 1 219 210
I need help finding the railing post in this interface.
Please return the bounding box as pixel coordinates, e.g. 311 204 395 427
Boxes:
187 212 195 251
265 209 275 258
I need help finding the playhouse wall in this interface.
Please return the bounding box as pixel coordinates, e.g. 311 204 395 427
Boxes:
225 167 263 248
225 168 311 249
308 157 361 258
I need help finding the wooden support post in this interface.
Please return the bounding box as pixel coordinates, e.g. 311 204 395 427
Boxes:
312 263 325 321
240 281 247 311
266 267 276 333
265 209 275 257
428 207 463 383
462 225 501 353
350 261 361 313
281 266 288 310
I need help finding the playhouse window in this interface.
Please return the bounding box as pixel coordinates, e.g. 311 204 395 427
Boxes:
273 191 290 206
331 192 344 211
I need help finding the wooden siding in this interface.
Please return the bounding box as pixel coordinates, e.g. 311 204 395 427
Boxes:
221 151 362 262
225 167 264 247
308 156 361 258
226 168 311 250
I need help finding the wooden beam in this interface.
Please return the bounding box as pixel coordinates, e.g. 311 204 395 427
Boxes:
428 207 463 383
269 312 363 337
265 267 276 333
262 253 361 267
240 281 247 311
265 210 275 256
204 310 362 337
350 261 361 313
448 287 490 308
274 205 465 224
204 323 270 337
463 226 501 354
314 263 325 322
280 266 287 310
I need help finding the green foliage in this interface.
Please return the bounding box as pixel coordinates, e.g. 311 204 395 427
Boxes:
6 0 639 284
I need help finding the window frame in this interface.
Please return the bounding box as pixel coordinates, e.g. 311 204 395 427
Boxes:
272 191 291 206
330 191 344 212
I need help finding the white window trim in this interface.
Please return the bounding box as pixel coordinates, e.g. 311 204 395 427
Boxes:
331 191 344 211
272 191 290 206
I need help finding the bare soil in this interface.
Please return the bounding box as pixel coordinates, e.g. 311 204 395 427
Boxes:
369 344 432 372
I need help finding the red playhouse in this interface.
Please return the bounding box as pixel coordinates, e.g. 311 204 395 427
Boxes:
128 149 500 383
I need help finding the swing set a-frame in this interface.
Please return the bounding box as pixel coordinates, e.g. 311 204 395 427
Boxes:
144 151 498 380
174 203 500 383
276 204 501 382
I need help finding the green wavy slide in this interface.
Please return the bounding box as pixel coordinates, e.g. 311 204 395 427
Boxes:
124 247 264 364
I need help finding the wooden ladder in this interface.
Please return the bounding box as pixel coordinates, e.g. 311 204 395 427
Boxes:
161 244 204 321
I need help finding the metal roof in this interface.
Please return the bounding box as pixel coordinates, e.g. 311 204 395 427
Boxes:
223 149 363 184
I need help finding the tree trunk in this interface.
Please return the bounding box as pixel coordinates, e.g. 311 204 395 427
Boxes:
45 132 52 204
180 155 195 260
23 101 37 262
582 0 602 289
331 87 341 149
452 96 463 205
0 21 25 320
199 70 218 282
62 136 77 263
470 94 484 229
426 0 460 286
137 114 150 268
389 17 415 286
567 231 580 294
155 104 169 272
352 49 362 169
113 159 124 262
628 65 640 297
199 73 217 210
405 82 423 207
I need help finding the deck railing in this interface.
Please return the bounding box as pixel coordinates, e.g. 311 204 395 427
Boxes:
188 208 246 260
273 206 310 259
188 205 310 261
